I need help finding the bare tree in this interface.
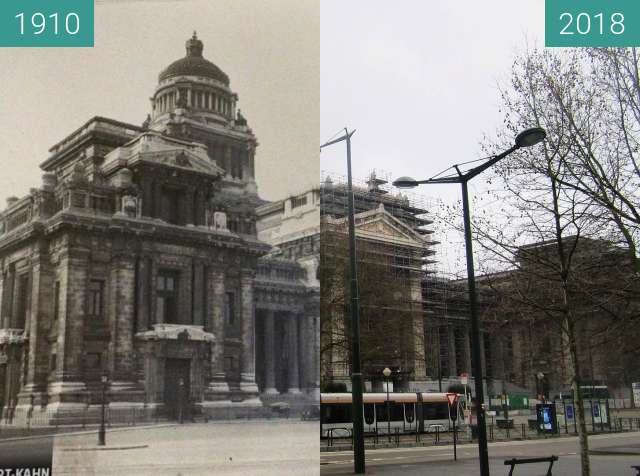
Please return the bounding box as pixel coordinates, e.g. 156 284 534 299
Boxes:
460 46 640 476
319 223 426 389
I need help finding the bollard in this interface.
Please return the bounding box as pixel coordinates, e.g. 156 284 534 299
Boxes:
435 426 439 444
489 424 494 441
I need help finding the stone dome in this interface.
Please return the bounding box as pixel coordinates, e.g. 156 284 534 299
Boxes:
158 32 229 86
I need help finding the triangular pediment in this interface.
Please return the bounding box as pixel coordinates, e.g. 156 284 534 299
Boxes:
324 204 430 248
102 131 224 177
139 148 223 176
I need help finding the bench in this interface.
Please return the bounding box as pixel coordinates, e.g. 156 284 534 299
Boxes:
504 455 558 476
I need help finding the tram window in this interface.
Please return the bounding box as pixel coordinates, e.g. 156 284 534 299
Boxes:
405 404 415 423
364 404 375 425
375 403 404 421
323 404 352 424
422 402 449 420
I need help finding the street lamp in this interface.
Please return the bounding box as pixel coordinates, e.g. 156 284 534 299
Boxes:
320 128 365 474
383 367 392 440
98 372 108 446
393 127 546 476
178 378 185 424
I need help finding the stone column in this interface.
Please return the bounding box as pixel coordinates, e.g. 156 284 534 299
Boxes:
135 256 151 331
206 267 229 395
153 181 163 219
17 248 52 406
49 248 89 410
0 271 3 327
224 145 232 178
298 313 309 391
184 189 195 226
109 255 142 402
192 261 205 326
448 325 457 377
0 269 11 328
239 269 259 395
263 309 278 394
142 179 153 217
287 313 301 394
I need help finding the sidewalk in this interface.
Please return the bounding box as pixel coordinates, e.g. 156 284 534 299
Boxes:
52 420 320 476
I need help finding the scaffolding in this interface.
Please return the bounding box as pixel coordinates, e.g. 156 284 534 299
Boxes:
320 169 470 388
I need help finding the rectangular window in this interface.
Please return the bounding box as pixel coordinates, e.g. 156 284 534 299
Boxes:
156 270 179 324
88 280 104 318
53 281 60 320
225 292 236 325
291 195 307 209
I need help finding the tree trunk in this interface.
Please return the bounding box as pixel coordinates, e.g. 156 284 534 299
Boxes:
566 316 590 476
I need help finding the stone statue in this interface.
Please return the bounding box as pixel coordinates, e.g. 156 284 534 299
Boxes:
122 195 138 217
214 211 228 230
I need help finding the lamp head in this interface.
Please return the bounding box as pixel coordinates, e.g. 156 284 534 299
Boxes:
392 176 418 189
382 367 392 378
515 127 546 148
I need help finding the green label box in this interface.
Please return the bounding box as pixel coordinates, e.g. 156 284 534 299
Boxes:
546 0 640 47
0 0 93 47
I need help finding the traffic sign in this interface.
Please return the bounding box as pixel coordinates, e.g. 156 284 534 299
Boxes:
446 393 458 407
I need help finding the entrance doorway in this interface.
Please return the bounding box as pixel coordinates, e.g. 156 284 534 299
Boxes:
164 359 190 420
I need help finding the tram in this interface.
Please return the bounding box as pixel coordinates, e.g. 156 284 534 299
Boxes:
321 392 466 437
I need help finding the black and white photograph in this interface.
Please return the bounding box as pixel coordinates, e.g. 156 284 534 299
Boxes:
0 0 319 474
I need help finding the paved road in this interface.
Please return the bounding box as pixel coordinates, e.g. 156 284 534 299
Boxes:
0 436 53 468
50 419 319 475
321 432 640 475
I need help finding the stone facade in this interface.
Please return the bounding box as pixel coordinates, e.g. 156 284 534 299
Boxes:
0 34 317 424
255 189 320 405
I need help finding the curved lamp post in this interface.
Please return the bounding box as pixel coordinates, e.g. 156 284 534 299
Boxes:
383 367 392 440
320 128 366 474
393 127 546 476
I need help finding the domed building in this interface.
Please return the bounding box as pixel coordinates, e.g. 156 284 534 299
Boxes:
0 34 318 424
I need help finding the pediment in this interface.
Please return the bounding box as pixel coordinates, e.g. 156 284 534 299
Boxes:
144 149 222 176
324 204 430 248
355 215 425 246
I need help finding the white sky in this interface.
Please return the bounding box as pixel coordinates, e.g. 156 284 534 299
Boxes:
0 0 318 205
321 0 545 273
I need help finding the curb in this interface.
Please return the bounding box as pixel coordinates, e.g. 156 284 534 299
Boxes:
590 449 640 456
62 444 149 452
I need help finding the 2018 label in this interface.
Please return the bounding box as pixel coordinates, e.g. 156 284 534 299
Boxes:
559 12 625 36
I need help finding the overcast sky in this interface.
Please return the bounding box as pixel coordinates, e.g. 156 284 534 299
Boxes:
321 0 545 273
0 0 318 205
